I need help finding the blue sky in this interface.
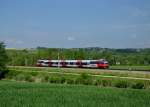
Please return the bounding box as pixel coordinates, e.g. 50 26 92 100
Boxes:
0 0 150 48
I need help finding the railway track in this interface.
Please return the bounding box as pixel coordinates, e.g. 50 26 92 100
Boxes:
8 66 150 73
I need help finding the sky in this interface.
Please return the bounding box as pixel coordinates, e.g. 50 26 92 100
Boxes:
0 0 150 48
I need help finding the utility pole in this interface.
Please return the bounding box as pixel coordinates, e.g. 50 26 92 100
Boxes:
57 51 60 68
25 58 28 66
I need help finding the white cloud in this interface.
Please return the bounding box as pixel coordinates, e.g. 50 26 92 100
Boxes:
134 40 150 48
110 23 150 31
111 24 137 30
67 36 75 41
5 39 24 45
16 40 24 44
131 34 137 39
132 8 147 17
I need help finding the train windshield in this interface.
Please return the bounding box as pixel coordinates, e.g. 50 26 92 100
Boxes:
38 60 44 63
104 62 108 64
99 61 108 64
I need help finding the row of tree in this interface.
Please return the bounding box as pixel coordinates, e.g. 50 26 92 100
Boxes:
0 42 8 78
6 47 150 66
0 42 8 70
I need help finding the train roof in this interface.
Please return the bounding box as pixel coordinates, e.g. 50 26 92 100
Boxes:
37 59 107 62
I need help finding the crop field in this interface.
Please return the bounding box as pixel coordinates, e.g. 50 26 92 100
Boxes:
0 80 150 107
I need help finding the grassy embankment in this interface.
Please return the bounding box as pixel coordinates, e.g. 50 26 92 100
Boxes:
110 65 150 71
5 66 150 89
9 66 150 79
0 80 150 107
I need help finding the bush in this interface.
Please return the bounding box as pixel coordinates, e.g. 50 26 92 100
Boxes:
25 74 34 82
75 73 92 85
115 80 129 88
49 77 61 83
93 79 101 86
49 76 66 84
60 77 66 83
132 82 144 89
0 69 9 79
80 73 90 80
143 81 150 89
15 74 26 81
92 79 98 85
65 78 75 84
41 75 49 82
101 79 112 87
29 72 38 76
6 70 21 79
93 79 112 87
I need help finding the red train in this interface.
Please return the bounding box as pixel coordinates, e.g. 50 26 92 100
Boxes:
37 59 109 69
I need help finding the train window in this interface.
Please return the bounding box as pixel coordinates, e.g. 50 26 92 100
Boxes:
60 62 63 64
65 62 68 65
76 62 82 65
99 61 108 64
60 62 68 65
53 62 58 64
99 62 104 64
44 62 49 64
69 62 75 65
99 61 109 64
81 62 87 65
90 61 97 64
44 62 52 64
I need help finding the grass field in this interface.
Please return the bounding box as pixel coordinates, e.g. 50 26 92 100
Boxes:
8 66 150 79
110 66 150 71
0 80 150 107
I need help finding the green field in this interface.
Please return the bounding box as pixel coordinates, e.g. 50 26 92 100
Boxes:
6 66 150 89
0 80 150 107
110 66 150 71
9 66 150 79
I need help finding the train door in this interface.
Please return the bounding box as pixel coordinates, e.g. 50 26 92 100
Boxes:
76 60 82 68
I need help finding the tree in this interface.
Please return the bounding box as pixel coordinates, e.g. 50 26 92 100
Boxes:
0 42 8 78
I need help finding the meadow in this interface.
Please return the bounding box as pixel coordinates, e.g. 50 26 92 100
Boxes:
0 80 150 107
5 66 150 89
110 66 150 71
9 66 150 79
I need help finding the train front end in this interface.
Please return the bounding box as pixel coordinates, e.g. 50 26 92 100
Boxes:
97 59 109 69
